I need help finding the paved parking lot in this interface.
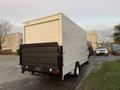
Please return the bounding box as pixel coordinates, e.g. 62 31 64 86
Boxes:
89 55 120 63
0 55 92 90
0 55 119 90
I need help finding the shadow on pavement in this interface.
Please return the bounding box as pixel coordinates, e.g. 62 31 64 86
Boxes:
0 63 92 90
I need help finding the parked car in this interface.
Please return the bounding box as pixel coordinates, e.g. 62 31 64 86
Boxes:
111 44 120 55
111 50 120 55
95 47 109 56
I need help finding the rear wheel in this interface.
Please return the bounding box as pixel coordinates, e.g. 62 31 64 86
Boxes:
31 71 35 75
96 54 99 56
21 66 25 73
105 53 108 56
74 63 80 76
85 61 89 64
22 69 24 73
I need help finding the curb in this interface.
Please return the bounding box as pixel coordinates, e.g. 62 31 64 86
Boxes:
75 64 94 90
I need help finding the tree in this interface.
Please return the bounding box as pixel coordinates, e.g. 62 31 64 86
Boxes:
0 19 12 50
113 24 120 43
115 24 120 32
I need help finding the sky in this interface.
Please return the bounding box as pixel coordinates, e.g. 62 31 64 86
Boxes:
0 0 120 31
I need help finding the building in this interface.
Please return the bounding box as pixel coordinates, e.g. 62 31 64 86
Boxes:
2 33 22 52
87 32 98 50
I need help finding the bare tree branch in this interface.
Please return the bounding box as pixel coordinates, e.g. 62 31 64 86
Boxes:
0 19 12 50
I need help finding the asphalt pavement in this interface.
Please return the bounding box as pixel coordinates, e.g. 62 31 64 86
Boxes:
89 55 120 64
0 55 119 90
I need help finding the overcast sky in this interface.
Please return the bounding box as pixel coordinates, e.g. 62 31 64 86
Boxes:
0 0 120 30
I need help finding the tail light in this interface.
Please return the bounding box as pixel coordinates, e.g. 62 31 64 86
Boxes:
52 68 59 74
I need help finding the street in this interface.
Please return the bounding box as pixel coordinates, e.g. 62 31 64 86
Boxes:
0 55 119 90
89 55 120 63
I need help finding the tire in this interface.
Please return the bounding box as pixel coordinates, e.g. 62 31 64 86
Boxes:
21 66 25 73
105 53 108 56
85 61 89 64
96 54 99 56
31 71 35 75
22 69 24 73
74 63 80 76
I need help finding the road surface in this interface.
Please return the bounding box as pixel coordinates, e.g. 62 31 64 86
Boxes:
0 55 119 90
0 55 92 90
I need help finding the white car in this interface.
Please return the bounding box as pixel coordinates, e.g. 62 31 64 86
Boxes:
96 47 109 56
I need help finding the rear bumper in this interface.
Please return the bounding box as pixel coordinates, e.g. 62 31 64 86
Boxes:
96 52 108 55
21 65 60 75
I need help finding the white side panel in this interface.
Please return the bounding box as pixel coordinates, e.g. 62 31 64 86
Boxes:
61 14 88 76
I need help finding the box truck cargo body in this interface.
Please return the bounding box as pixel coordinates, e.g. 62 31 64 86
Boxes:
20 13 88 80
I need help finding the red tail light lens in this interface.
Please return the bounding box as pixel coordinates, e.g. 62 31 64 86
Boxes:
52 68 59 74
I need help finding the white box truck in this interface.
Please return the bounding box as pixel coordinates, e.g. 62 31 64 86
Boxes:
20 13 88 80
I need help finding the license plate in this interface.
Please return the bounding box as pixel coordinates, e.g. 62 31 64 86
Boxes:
35 67 41 71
